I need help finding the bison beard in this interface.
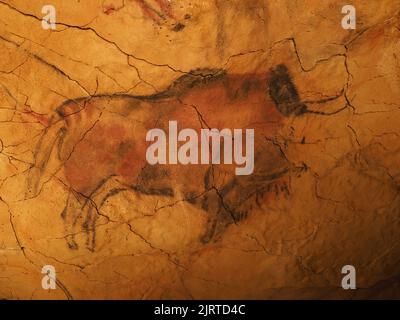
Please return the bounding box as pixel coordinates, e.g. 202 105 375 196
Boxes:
27 65 305 251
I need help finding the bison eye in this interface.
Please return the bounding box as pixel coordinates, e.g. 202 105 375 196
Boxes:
118 141 133 155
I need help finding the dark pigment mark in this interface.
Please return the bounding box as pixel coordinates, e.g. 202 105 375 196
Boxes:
172 22 185 32
268 64 307 116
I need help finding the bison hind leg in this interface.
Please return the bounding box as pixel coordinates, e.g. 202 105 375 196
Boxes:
60 191 86 250
82 202 97 252
81 176 130 251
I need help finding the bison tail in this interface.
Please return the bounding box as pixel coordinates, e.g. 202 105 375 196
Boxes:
26 115 66 198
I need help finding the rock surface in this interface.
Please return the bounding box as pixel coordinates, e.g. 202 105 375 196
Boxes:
0 0 399 299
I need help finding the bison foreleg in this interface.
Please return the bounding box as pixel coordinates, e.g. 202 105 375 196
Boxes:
200 188 240 244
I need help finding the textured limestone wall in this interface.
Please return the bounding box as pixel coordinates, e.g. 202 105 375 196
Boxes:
0 0 399 299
